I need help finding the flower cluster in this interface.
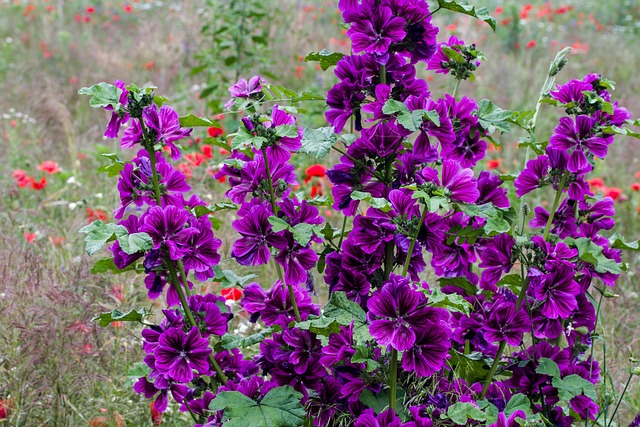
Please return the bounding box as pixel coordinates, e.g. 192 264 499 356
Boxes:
81 0 638 425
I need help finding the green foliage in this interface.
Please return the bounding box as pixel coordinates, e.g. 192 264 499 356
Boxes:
209 386 306 427
323 292 370 343
427 287 472 315
296 315 342 337
476 99 514 133
382 99 440 132
351 190 393 212
90 257 137 274
437 0 496 31
219 326 281 350
178 114 219 127
566 237 623 274
305 49 345 71
96 153 126 177
299 127 337 159
536 358 597 402
78 82 122 109
213 266 258 288
92 308 150 327
444 401 487 424
79 221 126 256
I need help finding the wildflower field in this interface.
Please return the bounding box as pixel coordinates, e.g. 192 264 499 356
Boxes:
1 0 640 426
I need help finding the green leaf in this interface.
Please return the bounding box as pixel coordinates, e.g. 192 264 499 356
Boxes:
96 153 126 177
210 386 305 427
437 277 477 296
449 351 492 384
397 109 428 132
553 374 597 402
437 0 496 31
79 220 127 256
566 237 622 274
351 191 393 212
304 49 345 71
92 308 150 327
117 232 153 255
220 326 280 350
193 202 238 218
444 402 487 425
428 288 472 315
382 99 409 116
296 316 342 337
90 257 136 274
268 216 291 233
299 127 337 159
602 125 640 140
359 388 405 414
324 292 370 343
503 394 533 417
476 99 512 133
275 124 300 138
179 114 218 127
292 223 320 246
213 266 258 288
78 82 123 109
609 232 640 251
536 357 562 378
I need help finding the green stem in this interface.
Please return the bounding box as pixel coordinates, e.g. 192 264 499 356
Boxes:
380 64 387 85
542 172 568 241
389 349 398 411
178 260 192 298
337 215 348 250
401 205 428 277
589 293 604 378
608 373 633 427
480 341 507 399
452 78 462 100
261 147 302 323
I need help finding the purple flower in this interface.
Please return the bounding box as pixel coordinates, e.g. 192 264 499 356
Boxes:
355 408 409 427
346 5 406 56
402 322 451 377
528 266 579 319
231 203 285 266
550 79 593 105
226 75 263 108
110 214 144 269
188 294 230 337
488 410 527 427
478 234 515 290
476 171 510 208
272 233 318 285
104 80 130 138
483 301 530 346
529 199 577 238
368 275 443 351
226 153 297 204
549 115 612 173
422 160 479 203
139 205 199 261
143 104 193 160
154 327 212 383
133 377 187 412
514 155 549 198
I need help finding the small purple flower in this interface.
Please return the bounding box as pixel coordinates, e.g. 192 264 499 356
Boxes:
488 410 527 427
401 322 451 377
483 301 530 346
478 234 515 291
476 171 510 208
143 104 193 160
188 293 231 337
528 266 579 319
241 281 319 327
104 80 130 138
514 154 549 198
422 160 479 204
231 204 286 266
133 377 187 412
346 5 407 56
154 327 212 383
139 205 199 261
368 275 443 351
225 75 263 108
549 115 612 173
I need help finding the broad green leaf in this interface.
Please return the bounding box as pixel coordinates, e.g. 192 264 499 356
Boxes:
351 191 393 212
212 266 257 287
324 292 370 343
78 82 122 109
444 401 487 425
359 388 405 415
382 99 409 116
437 0 496 31
219 326 280 350
609 232 640 251
92 308 150 327
397 109 427 132
304 49 345 71
268 216 291 233
275 124 300 138
437 277 477 296
602 125 640 140
536 357 562 378
552 374 597 402
79 220 127 256
428 288 472 315
476 99 512 133
210 386 305 427
292 223 320 246
117 232 153 255
178 114 218 127
97 153 126 177
296 316 342 337
449 351 492 384
90 257 136 274
299 127 337 159
503 394 532 416
566 237 622 274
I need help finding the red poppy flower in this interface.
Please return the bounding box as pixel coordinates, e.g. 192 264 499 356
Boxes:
604 187 623 201
487 159 502 170
201 145 213 159
86 208 108 222
24 232 36 244
30 177 46 190
305 164 327 178
526 40 536 49
207 126 224 138
123 4 133 12
150 402 162 426
86 6 95 14
587 177 605 190
221 287 243 301
631 183 640 192
176 163 192 180
0 399 14 420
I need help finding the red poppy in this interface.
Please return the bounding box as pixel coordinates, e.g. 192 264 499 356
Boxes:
10 119 17 127
81 343 94 354
494 6 503 15
588 178 605 191
145 61 155 70
207 126 224 138
86 6 95 14
201 145 213 159
487 159 502 170
305 164 327 178
185 153 206 167
150 402 163 426
221 287 243 301
123 4 133 12
604 187 623 201
30 177 46 190
24 232 36 244
526 40 536 49
0 399 14 420
631 183 640 192
49 236 65 246
176 163 192 180
219 148 230 156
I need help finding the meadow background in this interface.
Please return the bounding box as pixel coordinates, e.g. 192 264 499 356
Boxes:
1 0 639 425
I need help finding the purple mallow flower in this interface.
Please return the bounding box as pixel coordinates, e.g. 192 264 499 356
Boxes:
225 75 263 108
231 203 285 266
154 326 212 383
422 160 479 203
549 115 612 173
143 104 192 160
104 80 130 138
139 205 199 261
241 280 319 327
346 5 407 57
368 275 446 351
